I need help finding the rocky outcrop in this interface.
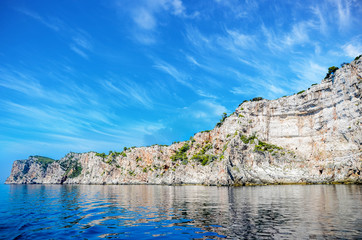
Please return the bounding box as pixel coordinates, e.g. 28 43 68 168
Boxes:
6 57 362 185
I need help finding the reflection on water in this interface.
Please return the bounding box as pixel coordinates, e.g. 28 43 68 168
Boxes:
0 184 361 239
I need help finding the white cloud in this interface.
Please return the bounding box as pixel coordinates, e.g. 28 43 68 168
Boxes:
0 70 43 96
311 5 328 35
70 45 88 59
225 29 254 49
123 0 195 44
230 87 248 95
335 0 352 30
133 8 157 30
269 85 286 95
290 60 326 90
342 37 362 58
16 8 61 31
186 55 200 66
128 121 165 135
154 60 192 88
73 34 92 50
261 24 284 52
17 8 94 59
132 31 157 45
167 0 185 15
185 27 211 49
182 100 227 120
196 89 217 99
70 30 93 58
0 68 82 106
283 22 312 46
103 80 154 109
213 0 258 19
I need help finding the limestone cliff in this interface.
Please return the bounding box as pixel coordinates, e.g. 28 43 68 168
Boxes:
6 57 362 185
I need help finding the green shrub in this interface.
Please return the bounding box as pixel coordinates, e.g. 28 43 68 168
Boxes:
201 130 211 133
96 152 106 158
222 143 228 153
251 97 263 102
324 66 339 79
311 83 317 86
297 90 305 94
181 159 188 165
170 143 190 162
254 141 282 152
216 112 228 128
200 144 212 154
191 154 216 166
240 134 257 144
34 155 55 170
354 55 361 61
191 144 215 166
68 162 82 178
239 100 248 106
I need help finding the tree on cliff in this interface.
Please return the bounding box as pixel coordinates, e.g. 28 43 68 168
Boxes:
324 66 338 79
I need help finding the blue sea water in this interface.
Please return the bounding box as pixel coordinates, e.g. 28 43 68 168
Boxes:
0 184 361 239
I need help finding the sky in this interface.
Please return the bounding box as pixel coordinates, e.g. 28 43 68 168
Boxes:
0 0 361 182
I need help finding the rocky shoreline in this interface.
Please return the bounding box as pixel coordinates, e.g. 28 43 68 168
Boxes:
6 57 362 186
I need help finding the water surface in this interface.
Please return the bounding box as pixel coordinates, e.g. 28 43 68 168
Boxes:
0 184 361 239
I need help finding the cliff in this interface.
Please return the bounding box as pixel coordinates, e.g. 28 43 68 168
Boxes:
6 57 362 185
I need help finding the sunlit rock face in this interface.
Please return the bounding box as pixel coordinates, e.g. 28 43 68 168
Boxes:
6 58 362 185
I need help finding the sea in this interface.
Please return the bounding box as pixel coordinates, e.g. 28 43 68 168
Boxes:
0 184 361 239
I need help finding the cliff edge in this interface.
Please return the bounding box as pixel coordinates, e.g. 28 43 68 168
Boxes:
6 57 362 185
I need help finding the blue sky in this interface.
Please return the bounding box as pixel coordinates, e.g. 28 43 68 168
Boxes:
0 0 361 182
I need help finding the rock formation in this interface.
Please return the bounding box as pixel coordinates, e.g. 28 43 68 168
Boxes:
6 57 362 185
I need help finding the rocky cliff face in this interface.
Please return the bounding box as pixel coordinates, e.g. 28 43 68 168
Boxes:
6 58 362 185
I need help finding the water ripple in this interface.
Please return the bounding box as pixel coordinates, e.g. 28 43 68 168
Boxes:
0 184 361 239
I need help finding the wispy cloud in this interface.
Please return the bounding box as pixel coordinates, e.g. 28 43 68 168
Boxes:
224 29 255 49
186 55 200 66
70 30 93 59
290 60 326 89
213 0 259 19
154 60 193 88
341 36 362 58
335 0 352 30
16 8 62 31
182 100 227 120
185 26 211 50
132 8 157 30
0 69 42 96
17 8 94 59
102 79 154 109
283 21 313 46
213 29 257 59
118 0 197 44
0 68 80 105
72 31 92 50
311 5 328 35
70 45 88 59
196 89 217 99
